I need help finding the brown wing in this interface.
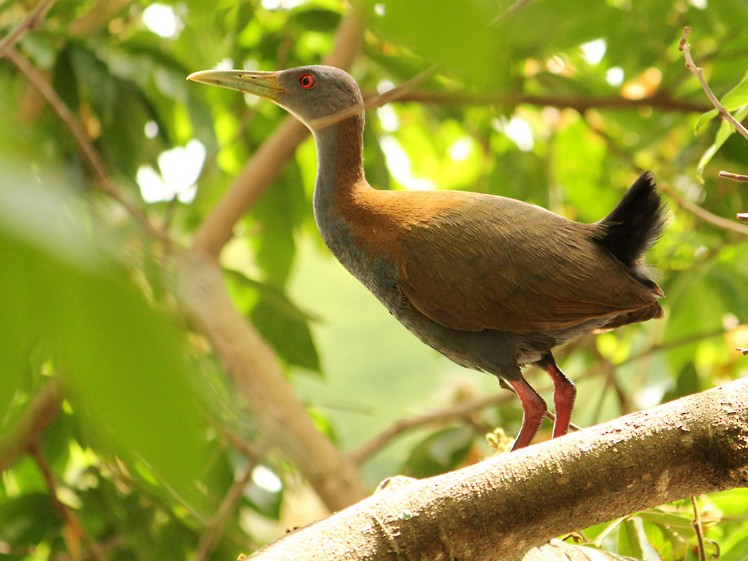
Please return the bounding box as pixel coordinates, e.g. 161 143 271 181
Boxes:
395 193 660 333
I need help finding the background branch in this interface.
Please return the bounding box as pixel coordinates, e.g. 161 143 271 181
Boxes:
662 182 748 236
0 0 56 57
176 250 368 511
387 90 710 114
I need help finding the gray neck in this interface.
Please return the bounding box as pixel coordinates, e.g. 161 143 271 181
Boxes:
312 113 366 227
311 113 372 278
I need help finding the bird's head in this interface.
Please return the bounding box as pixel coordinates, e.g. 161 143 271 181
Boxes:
187 65 364 131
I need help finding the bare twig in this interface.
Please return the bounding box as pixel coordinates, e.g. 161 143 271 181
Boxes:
661 181 748 236
0 380 62 473
719 170 748 182
491 0 533 24
30 444 107 561
177 250 368 511
691 497 707 561
350 393 512 465
196 462 257 561
680 27 748 141
0 0 57 57
5 48 166 242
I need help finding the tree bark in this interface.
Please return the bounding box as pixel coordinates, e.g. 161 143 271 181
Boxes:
243 379 748 561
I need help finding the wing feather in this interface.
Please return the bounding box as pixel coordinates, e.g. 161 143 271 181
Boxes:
394 194 659 333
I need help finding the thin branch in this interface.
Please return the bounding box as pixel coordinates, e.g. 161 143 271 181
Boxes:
719 170 748 182
0 380 62 473
691 496 707 561
0 0 57 57
679 27 748 141
661 181 748 236
5 48 166 242
350 393 512 465
177 250 368 511
195 461 257 561
30 444 107 561
491 0 533 24
309 65 440 130
389 89 710 114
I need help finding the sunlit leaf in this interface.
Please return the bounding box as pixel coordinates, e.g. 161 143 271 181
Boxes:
365 0 504 87
697 104 748 176
720 71 748 111
617 518 644 559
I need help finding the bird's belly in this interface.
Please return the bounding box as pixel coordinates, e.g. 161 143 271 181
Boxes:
319 220 526 378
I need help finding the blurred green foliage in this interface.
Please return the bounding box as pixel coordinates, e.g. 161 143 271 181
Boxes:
2 0 748 559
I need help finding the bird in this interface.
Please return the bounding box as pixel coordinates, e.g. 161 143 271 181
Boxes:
188 65 666 450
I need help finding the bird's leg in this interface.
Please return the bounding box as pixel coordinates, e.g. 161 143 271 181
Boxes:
507 378 547 450
536 353 576 438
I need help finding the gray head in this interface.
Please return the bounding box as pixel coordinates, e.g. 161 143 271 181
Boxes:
187 64 364 131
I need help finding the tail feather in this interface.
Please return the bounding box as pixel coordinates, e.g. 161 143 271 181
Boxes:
593 171 667 267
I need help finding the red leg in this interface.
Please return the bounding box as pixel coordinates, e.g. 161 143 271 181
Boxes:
537 354 576 438
507 378 547 450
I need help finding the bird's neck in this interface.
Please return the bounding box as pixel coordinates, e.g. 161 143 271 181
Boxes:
312 113 366 222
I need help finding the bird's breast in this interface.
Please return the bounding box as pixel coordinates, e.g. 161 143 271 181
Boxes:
313 187 459 311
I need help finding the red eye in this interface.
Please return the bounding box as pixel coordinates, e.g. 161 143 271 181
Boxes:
299 74 315 89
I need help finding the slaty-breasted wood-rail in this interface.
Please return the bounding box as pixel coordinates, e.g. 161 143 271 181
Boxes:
188 65 666 450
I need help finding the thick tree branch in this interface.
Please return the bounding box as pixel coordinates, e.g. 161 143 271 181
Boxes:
176 250 368 511
192 10 364 258
244 379 748 561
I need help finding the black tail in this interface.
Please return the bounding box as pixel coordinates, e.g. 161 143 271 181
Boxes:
594 171 667 267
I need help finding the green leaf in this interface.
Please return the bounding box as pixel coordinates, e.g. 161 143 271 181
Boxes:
0 166 214 516
0 493 61 544
401 426 474 478
642 519 688 561
365 0 505 87
694 108 718 133
720 70 748 111
662 363 701 402
697 104 748 176
617 518 644 559
638 509 696 530
226 270 321 372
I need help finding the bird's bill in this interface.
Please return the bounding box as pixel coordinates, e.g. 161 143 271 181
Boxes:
186 69 285 101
